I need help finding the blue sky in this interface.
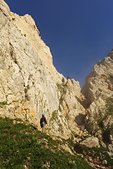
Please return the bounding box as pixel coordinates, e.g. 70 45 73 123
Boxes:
5 0 113 86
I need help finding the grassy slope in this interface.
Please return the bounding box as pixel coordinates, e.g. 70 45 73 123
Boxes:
0 117 93 169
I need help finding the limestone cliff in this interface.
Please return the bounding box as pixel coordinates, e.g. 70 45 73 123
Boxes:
82 51 113 150
1 0 113 147
0 0 85 139
83 52 113 104
82 51 113 117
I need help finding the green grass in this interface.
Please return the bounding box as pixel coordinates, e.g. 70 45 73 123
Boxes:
0 117 93 169
74 143 113 167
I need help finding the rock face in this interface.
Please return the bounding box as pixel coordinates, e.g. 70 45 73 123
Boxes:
82 52 113 118
83 52 113 105
0 0 85 139
82 51 113 148
1 0 113 144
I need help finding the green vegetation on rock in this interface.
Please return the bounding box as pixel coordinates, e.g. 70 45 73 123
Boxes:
97 97 113 145
0 117 93 169
0 101 7 108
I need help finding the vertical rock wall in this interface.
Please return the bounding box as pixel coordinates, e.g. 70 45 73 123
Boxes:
0 0 85 139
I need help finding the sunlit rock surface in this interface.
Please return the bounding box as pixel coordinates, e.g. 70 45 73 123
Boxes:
0 0 85 139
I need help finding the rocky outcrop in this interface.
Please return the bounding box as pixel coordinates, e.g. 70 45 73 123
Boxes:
82 51 113 117
82 51 113 150
82 52 113 105
0 0 85 139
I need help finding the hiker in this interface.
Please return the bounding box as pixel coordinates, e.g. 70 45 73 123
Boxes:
40 113 47 132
